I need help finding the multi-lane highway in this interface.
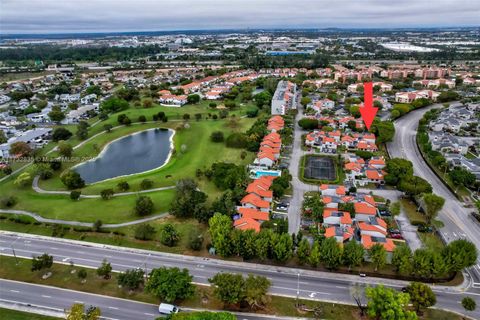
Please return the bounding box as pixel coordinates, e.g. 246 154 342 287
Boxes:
0 232 478 319
387 102 480 286
0 279 298 320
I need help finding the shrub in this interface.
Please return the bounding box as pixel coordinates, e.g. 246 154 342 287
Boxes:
140 179 154 190
134 224 156 240
0 196 17 208
210 131 225 143
225 133 249 148
135 196 154 216
117 181 130 191
160 224 179 247
100 189 114 200
70 191 81 200
60 171 85 189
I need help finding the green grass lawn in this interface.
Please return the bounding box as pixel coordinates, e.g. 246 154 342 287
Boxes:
0 215 208 255
0 308 59 320
0 115 255 223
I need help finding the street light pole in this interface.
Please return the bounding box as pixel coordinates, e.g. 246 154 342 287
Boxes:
296 272 300 307
11 245 18 265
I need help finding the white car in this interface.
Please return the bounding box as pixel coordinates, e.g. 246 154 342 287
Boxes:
158 303 179 315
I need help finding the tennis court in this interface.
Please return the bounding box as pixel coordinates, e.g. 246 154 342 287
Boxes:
304 156 336 180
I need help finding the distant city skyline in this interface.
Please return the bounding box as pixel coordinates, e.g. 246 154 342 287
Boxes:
1 0 479 34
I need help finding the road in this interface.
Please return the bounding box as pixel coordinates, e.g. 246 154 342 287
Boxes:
0 279 298 320
287 108 307 234
0 232 478 319
386 102 480 286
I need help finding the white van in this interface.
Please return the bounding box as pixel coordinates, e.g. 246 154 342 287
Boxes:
158 303 179 315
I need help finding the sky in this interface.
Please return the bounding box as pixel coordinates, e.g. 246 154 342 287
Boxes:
1 0 479 34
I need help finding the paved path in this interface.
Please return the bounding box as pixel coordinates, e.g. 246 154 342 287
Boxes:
32 176 175 198
0 209 169 228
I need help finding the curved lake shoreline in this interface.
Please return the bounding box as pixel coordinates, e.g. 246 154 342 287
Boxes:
73 128 175 184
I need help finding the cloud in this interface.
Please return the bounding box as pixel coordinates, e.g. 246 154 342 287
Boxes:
1 0 479 34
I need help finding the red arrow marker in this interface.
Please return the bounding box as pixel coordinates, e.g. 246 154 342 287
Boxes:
359 82 378 131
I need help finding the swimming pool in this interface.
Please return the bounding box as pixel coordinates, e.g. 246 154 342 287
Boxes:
254 170 281 179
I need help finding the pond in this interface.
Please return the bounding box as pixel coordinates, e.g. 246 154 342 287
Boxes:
74 128 174 184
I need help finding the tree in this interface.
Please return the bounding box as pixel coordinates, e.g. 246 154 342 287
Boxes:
442 239 477 273
309 241 321 267
145 267 194 302
209 273 245 305
210 131 225 142
392 245 413 274
100 97 129 113
160 223 179 247
320 237 343 270
96 259 112 279
138 115 147 123
398 175 432 197
134 195 154 216
273 233 293 262
58 141 73 157
14 172 32 188
77 268 87 280
385 158 414 185
9 141 32 157
244 274 271 309
422 193 445 224
48 106 65 122
296 238 310 265
406 282 436 313
117 181 130 191
93 219 103 232
76 121 89 140
0 130 6 144
449 167 476 187
298 118 319 130
246 106 259 118
103 124 113 132
60 170 85 189
368 244 387 271
462 297 476 314
134 224 156 240
100 188 114 200
170 179 207 221
142 98 153 108
350 283 367 316
188 229 204 251
31 253 53 271
209 213 233 257
140 178 154 189
372 120 395 144
52 127 73 141
342 240 364 270
118 268 145 291
187 94 201 104
66 303 101 320
365 285 417 320
70 190 81 200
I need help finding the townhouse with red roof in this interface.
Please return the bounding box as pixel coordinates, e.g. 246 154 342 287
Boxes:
354 201 378 222
305 130 378 153
344 156 386 186
158 93 188 106
319 184 395 255
395 90 440 103
254 131 282 169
